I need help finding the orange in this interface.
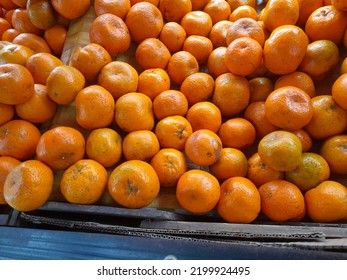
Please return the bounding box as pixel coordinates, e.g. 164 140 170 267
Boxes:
209 147 248 182
36 126 86 170
25 52 64 85
98 61 138 99
305 5 347 45
86 128 122 168
12 33 52 54
191 0 210 10
2 28 20 42
180 10 213 37
340 56 347 74
209 20 233 48
203 0 231 24
108 160 160 208
182 35 213 64
137 68 170 100
332 73 347 110
304 95 347 139
247 152 284 187
15 84 57 124
332 0 347 10
274 71 315 98
249 76 274 102
115 92 154 132
0 103 14 126
212 72 250 117
184 129 222 166
217 176 261 223
298 39 340 82
259 179 306 222
244 101 279 139
11 8 42 35
159 22 187 53
71 43 112 82
320 135 347 175
90 13 131 58
176 169 220 213
0 17 11 39
180 72 214 106
155 115 193 151
264 86 313 131
292 129 313 152
262 0 299 32
263 25 308 75
125 2 163 44
228 4 258 21
43 24 67 57
225 18 265 47
224 37 263 76
46 65 86 105
167 50 199 85
0 156 21 204
305 180 347 222
60 159 108 205
122 130 160 161
258 130 303 172
0 0 18 9
51 0 90 20
186 101 222 133
0 119 40 161
130 0 159 5
0 63 35 105
206 46 229 78
94 0 131 19
226 0 256 10
75 85 115 130
26 0 58 30
152 89 189 120
150 148 188 188
158 0 192 22
218 117 256 150
3 160 53 211
135 38 171 70
296 0 324 27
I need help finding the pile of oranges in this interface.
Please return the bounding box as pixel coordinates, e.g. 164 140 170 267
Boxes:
1 0 347 225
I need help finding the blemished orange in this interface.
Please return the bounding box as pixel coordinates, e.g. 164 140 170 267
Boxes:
94 0 131 19
75 85 115 130
180 72 214 106
155 115 193 151
217 176 261 223
150 148 188 188
218 118 256 150
249 76 274 102
46 65 86 105
209 147 248 182
203 0 231 24
304 95 347 139
167 51 199 85
207 46 229 78
320 135 347 175
159 0 192 22
135 38 171 70
15 84 57 124
247 152 284 187
51 0 90 20
0 104 14 126
176 169 220 213
0 156 21 204
108 160 160 208
182 35 213 65
296 0 324 27
292 129 313 152
186 101 222 133
263 25 308 75
86 128 122 168
152 90 189 120
89 13 131 57
0 119 41 161
258 130 303 172
180 10 213 37
212 72 250 117
12 33 52 54
98 61 138 99
115 92 155 132
184 129 222 166
274 71 316 98
264 86 313 131
11 8 42 35
305 5 347 45
122 130 160 161
305 180 347 222
159 21 187 53
137 68 170 100
36 126 86 170
43 24 67 57
228 4 258 21
0 63 35 105
60 159 108 205
125 2 163 44
209 20 233 48
25 52 63 85
71 43 112 82
26 0 58 30
259 179 306 222
332 73 347 110
3 160 53 211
